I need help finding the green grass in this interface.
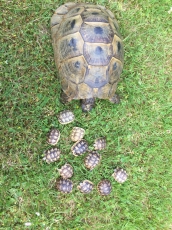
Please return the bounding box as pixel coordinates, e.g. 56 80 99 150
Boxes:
1 0 172 229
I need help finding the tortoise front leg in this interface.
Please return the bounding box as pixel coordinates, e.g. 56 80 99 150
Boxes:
81 98 95 112
109 94 120 104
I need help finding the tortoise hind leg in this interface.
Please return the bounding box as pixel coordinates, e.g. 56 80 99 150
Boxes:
109 94 120 104
60 91 72 104
81 98 95 112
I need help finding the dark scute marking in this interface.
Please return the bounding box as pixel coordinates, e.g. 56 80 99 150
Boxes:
95 77 100 84
117 42 121 52
94 26 103 35
71 19 76 29
113 63 117 70
92 12 99 15
95 46 103 55
69 38 77 51
75 61 80 68
76 8 80 12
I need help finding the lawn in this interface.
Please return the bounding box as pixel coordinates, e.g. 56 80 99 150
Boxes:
1 0 172 229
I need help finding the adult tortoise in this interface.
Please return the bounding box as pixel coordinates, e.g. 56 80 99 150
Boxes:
51 3 124 112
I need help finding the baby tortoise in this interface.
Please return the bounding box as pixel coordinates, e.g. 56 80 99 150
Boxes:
47 128 60 145
94 137 106 150
112 168 127 183
84 151 101 170
43 148 60 163
97 180 112 196
77 180 93 194
70 127 85 142
58 110 75 124
56 178 73 193
71 139 88 156
58 164 73 179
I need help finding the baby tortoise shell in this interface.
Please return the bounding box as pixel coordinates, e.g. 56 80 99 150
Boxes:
70 127 85 142
43 148 60 163
84 151 101 170
97 179 112 196
47 128 60 145
51 3 124 111
58 164 73 179
77 180 93 194
94 137 106 150
58 110 75 124
71 139 88 156
56 178 73 193
112 168 128 183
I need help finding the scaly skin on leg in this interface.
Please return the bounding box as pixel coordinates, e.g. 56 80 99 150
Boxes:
60 91 71 104
109 94 120 104
81 98 95 112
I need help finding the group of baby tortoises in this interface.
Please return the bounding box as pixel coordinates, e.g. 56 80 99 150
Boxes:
43 110 127 196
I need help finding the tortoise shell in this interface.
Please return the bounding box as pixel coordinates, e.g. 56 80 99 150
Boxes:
97 179 112 196
58 164 73 179
58 110 75 124
71 139 88 156
70 127 85 142
51 3 124 101
47 128 60 145
94 137 106 150
77 180 94 194
84 151 101 170
56 178 73 193
112 168 128 183
43 148 60 163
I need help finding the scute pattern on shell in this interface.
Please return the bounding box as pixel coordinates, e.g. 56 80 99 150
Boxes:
84 151 101 170
94 137 106 150
51 3 124 101
43 148 60 163
70 127 85 142
97 180 112 196
47 129 60 145
77 180 93 193
58 164 73 179
56 178 73 193
112 168 127 183
58 110 75 124
71 139 88 156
